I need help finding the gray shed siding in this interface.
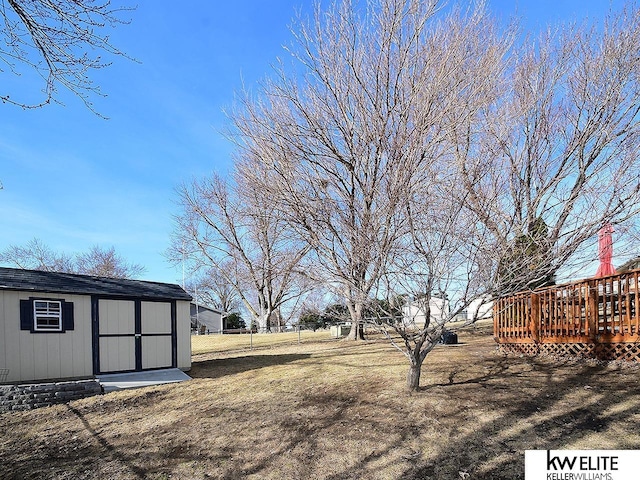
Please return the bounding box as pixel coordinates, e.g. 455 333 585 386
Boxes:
0 292 192 383
0 290 93 383
176 301 191 369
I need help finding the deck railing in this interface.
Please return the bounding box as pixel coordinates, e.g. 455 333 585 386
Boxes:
494 269 640 361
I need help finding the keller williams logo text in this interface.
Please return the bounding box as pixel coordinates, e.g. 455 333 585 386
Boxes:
547 451 619 471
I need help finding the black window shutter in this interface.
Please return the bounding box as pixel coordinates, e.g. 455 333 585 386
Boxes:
20 299 33 331
62 301 74 331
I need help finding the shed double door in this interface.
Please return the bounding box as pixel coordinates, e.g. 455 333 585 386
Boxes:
95 299 175 374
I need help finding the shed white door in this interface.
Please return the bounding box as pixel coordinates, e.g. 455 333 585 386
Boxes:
98 299 136 373
140 301 173 369
96 299 175 374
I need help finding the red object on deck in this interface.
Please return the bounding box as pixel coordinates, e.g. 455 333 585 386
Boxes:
595 223 616 277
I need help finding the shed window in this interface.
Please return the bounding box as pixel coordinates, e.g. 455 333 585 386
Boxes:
33 300 63 331
20 298 74 333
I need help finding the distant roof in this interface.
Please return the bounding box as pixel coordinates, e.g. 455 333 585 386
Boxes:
0 267 192 301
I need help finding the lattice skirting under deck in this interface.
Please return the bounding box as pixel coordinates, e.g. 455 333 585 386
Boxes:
498 342 640 362
499 342 541 357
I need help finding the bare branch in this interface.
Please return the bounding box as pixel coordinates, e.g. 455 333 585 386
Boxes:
1 0 134 115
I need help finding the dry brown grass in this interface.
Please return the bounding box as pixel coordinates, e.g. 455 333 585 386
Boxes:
1 327 639 479
191 330 331 355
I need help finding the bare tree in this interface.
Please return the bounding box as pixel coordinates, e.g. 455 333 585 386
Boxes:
0 238 74 272
0 238 145 278
171 172 309 332
228 0 640 392
370 171 502 390
1 0 133 112
378 1 640 390
75 244 145 278
230 0 510 341
186 264 242 312
461 3 640 294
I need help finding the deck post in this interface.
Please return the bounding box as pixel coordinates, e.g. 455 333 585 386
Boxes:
587 285 598 341
493 301 498 341
530 293 540 343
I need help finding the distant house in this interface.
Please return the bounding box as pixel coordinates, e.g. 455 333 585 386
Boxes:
0 267 192 384
466 297 493 322
402 295 450 327
190 303 223 334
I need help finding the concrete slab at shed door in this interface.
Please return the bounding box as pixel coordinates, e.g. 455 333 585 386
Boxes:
97 368 191 393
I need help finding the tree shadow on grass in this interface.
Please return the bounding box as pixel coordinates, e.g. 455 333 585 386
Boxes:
66 404 147 479
1 388 174 480
399 356 640 480
188 353 312 380
4 342 638 480
220 352 640 480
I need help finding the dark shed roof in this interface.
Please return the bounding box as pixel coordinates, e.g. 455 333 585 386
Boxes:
0 267 192 301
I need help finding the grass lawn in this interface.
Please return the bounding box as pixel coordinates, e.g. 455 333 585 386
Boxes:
1 326 639 479
191 330 332 355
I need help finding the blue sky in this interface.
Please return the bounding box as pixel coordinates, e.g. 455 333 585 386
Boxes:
0 0 628 285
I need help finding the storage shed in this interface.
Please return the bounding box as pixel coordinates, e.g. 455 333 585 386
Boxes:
0 267 192 383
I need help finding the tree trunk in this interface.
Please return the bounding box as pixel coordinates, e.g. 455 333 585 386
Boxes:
269 310 282 332
346 321 364 340
257 311 271 333
346 301 365 340
406 362 422 391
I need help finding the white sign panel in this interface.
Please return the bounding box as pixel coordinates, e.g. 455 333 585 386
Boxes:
526 450 640 480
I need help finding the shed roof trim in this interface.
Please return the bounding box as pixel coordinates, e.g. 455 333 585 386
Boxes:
0 267 192 301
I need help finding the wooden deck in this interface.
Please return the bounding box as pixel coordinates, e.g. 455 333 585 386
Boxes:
494 269 640 361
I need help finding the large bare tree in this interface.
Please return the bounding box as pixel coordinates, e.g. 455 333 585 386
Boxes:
380 1 640 390
171 172 309 332
1 0 132 112
228 0 640 391
231 0 509 341
460 3 640 294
